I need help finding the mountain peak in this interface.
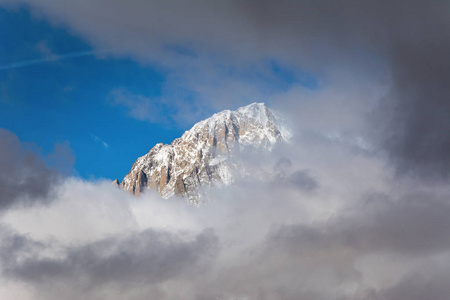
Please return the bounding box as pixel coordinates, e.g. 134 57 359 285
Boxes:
119 102 289 203
237 101 266 111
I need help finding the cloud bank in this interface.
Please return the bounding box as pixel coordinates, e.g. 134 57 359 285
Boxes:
1 121 450 299
0 129 74 211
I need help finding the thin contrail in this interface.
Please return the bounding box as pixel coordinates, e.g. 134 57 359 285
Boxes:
90 133 110 150
0 50 99 71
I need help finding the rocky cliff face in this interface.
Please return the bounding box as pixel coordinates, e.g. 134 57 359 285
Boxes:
118 103 290 203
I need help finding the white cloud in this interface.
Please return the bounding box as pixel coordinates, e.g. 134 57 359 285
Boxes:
2 120 450 299
90 134 110 149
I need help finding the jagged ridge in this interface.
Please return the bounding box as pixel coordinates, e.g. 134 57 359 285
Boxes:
117 102 290 203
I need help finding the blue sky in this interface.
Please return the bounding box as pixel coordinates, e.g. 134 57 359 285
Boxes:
0 8 185 179
0 6 316 180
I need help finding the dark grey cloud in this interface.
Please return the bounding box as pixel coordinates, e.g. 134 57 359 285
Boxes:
267 192 450 257
1 227 218 299
0 129 70 210
225 192 450 300
272 158 320 192
0 225 46 264
234 1 450 181
287 170 318 192
381 264 450 300
364 1 450 181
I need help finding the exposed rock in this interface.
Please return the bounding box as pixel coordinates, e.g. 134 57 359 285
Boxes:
119 102 290 204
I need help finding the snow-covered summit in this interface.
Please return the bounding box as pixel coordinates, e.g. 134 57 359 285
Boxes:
119 102 290 203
